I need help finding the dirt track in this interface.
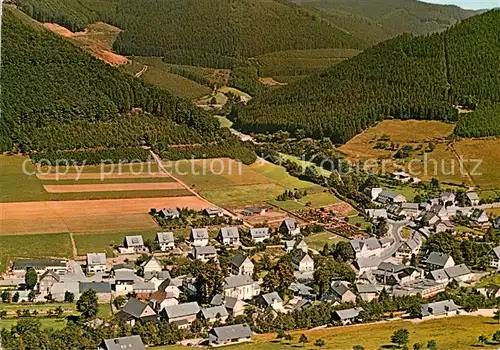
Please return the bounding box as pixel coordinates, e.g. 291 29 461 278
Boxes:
0 196 211 235
43 182 184 193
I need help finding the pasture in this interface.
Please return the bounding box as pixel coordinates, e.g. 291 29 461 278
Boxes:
73 230 157 257
304 231 347 251
0 233 73 271
153 316 500 350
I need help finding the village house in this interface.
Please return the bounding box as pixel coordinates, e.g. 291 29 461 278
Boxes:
79 282 112 302
376 190 407 204
156 232 175 251
242 206 271 216
86 253 106 274
372 263 424 286
229 253 254 276
113 270 136 294
430 264 473 284
163 302 201 328
400 203 422 218
38 270 61 295
149 291 179 312
12 259 68 275
434 220 455 233
204 207 224 218
256 292 284 312
218 227 240 246
120 235 149 254
289 282 315 300
489 246 500 270
328 281 357 304
279 218 300 236
250 227 270 243
395 231 422 259
367 187 383 201
333 307 364 325
211 295 247 317
295 239 308 253
208 323 252 346
355 284 384 302
393 278 447 299
199 305 229 323
190 228 209 247
423 252 455 271
284 240 296 253
366 208 388 220
100 335 145 350
140 256 162 279
420 299 461 318
350 237 383 259
192 245 218 262
223 275 260 300
471 209 489 225
354 256 383 275
118 297 157 326
465 191 480 206
440 192 456 205
292 251 314 273
159 208 180 219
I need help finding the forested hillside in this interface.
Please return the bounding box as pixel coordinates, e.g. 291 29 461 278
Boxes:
1 7 255 163
295 0 477 45
234 10 500 142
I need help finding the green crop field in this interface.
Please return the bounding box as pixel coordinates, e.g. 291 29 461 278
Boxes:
248 161 316 190
305 231 347 251
0 233 73 271
199 183 286 207
73 230 157 257
152 316 500 350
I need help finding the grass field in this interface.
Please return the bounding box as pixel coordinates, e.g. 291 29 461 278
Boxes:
199 183 287 207
305 231 347 251
0 318 67 330
215 115 233 128
248 161 317 190
0 233 73 271
152 316 500 350
269 191 340 212
453 139 500 190
73 230 157 257
280 154 332 177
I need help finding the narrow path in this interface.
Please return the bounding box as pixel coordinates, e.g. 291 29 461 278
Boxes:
135 64 148 78
69 232 78 259
448 142 474 186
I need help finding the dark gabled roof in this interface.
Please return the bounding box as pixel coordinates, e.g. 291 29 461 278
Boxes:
421 299 460 317
194 245 217 255
331 281 351 297
121 298 153 319
282 218 297 231
79 282 111 293
13 259 66 270
230 253 250 268
259 292 282 306
164 302 200 319
39 270 61 283
102 335 145 350
424 252 452 267
209 323 252 341
201 305 228 319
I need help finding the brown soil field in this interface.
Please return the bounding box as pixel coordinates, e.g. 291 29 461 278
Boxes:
43 182 184 193
43 23 74 37
0 196 211 235
37 172 170 180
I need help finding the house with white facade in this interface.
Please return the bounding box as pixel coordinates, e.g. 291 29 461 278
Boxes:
190 228 209 247
223 275 260 300
218 227 240 246
156 232 175 251
250 227 270 243
163 302 200 328
86 253 106 274
280 218 300 236
350 237 383 259
466 191 480 206
120 235 149 254
229 253 254 276
199 305 229 323
424 252 455 271
256 292 284 312
420 299 461 318
395 231 422 259
208 324 252 346
376 190 407 204
141 256 162 279
430 264 473 284
192 246 217 262
489 246 500 270
292 251 314 272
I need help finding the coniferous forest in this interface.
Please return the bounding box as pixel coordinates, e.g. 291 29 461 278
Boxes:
1 7 254 162
235 10 500 142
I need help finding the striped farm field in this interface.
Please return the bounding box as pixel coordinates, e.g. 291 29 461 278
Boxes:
43 182 184 193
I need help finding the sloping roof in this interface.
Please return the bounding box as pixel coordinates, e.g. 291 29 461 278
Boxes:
289 282 314 296
331 281 350 297
79 282 111 293
201 305 228 319
194 245 217 255
402 203 420 210
191 228 209 240
220 227 239 239
87 253 106 266
125 235 144 247
13 259 66 270
224 296 240 310
164 302 200 319
443 264 471 278
296 239 308 249
224 275 254 289
210 294 224 306
250 227 270 238
355 256 382 269
424 252 452 267
209 324 252 341
421 299 460 317
157 232 174 244
350 237 381 253
102 335 145 350
430 269 448 281
491 246 500 259
292 251 313 265
114 270 136 281
405 231 422 251
334 307 364 320
466 191 480 201
260 292 283 306
282 218 297 231
284 240 295 250
160 208 179 217
205 207 223 215
121 298 151 319
230 253 251 268
355 283 384 294
39 270 61 283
